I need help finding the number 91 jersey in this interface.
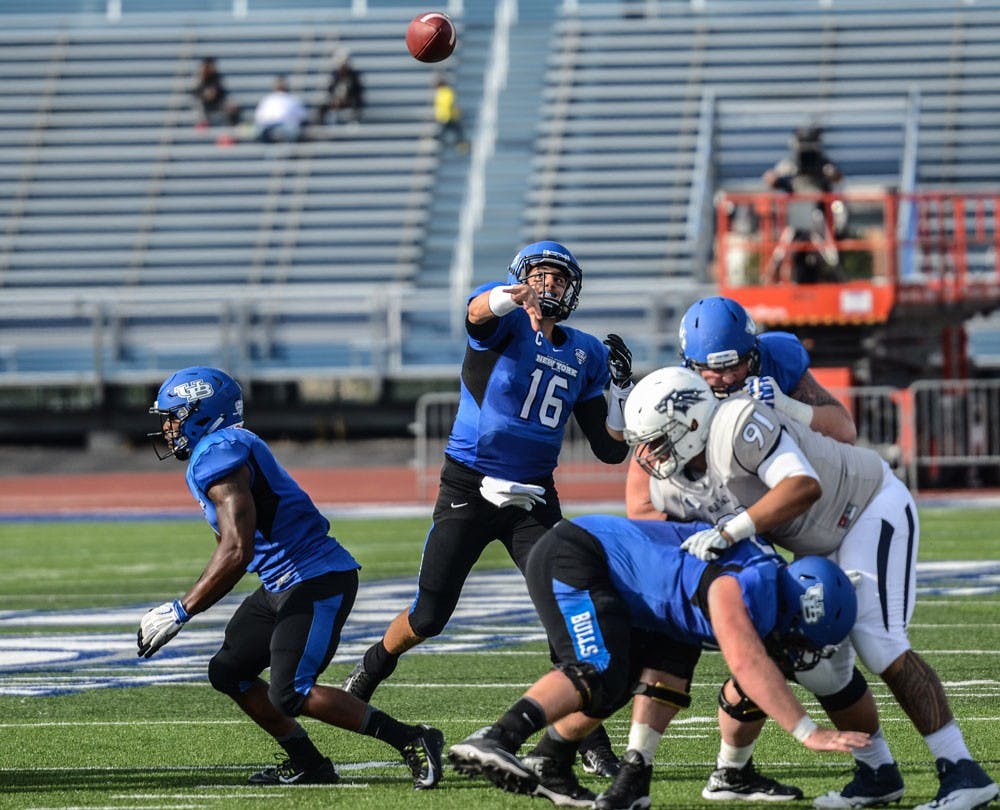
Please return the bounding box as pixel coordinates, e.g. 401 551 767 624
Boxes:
445 282 611 481
708 395 884 555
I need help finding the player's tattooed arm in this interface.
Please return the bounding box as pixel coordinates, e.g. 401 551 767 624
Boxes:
791 371 857 444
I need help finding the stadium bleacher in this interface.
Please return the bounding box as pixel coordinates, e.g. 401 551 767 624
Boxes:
3 0 1000 387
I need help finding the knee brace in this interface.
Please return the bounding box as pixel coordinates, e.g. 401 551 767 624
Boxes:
633 680 692 711
718 678 765 723
816 667 869 713
556 661 605 713
207 650 251 698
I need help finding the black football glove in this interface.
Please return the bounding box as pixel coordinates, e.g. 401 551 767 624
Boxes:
603 333 633 387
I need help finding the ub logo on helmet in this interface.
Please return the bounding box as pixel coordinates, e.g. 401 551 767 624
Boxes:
800 582 826 624
149 366 244 461
767 557 857 672
172 379 215 402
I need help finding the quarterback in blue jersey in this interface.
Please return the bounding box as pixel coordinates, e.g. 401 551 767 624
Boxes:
449 515 869 809
137 367 444 790
343 241 632 795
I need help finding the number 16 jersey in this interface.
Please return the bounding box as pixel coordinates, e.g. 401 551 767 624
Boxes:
445 282 611 482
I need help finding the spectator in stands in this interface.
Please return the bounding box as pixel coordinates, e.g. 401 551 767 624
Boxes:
341 241 634 802
190 56 241 128
434 75 468 152
253 76 309 143
764 126 846 283
137 366 444 790
316 54 364 125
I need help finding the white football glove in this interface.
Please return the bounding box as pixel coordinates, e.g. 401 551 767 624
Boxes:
743 375 814 427
479 475 547 511
743 375 777 405
680 526 731 561
137 599 190 659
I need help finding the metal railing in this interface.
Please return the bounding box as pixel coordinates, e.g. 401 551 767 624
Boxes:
413 380 1000 496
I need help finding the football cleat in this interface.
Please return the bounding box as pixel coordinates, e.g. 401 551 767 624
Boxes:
814 762 905 808
449 726 538 794
581 741 622 778
703 758 804 802
913 758 998 810
341 660 382 702
595 749 652 810
247 755 340 785
400 724 445 790
522 754 597 808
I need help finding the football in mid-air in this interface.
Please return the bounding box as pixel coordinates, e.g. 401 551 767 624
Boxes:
406 11 456 63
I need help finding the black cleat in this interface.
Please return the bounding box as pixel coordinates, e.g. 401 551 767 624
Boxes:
401 724 445 790
914 758 998 810
703 758 804 802
581 741 622 778
449 726 539 795
522 754 597 808
595 749 652 810
247 755 340 785
814 762 905 808
341 660 381 702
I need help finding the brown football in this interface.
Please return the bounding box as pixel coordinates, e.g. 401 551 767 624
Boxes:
406 11 456 63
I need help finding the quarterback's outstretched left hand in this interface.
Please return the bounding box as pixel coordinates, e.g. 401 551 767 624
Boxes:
137 599 190 658
603 333 633 386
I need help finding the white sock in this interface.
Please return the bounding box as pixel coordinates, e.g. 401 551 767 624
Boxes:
626 723 662 766
852 727 895 770
924 721 972 764
717 741 754 770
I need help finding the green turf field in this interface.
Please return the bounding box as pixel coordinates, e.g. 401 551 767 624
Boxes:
1 508 998 809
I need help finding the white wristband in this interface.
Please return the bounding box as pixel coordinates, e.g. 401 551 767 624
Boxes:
791 715 818 744
606 381 633 432
775 392 814 427
488 286 518 317
721 510 756 543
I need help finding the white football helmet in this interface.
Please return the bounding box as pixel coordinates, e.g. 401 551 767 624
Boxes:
623 366 719 479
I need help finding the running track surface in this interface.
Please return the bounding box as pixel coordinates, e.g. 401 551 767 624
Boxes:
0 464 628 515
1 465 996 517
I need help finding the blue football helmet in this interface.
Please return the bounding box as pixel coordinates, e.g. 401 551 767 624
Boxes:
149 366 244 460
679 297 761 391
507 240 583 321
767 556 857 672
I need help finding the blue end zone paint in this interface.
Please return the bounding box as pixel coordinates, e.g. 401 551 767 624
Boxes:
2 562 998 697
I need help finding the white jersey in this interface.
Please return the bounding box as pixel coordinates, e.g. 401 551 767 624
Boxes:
650 395 885 555
648 461 741 525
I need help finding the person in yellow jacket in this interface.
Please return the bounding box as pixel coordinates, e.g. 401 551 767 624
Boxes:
434 76 468 152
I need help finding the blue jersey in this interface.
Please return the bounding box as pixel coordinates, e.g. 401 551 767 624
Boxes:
186 427 359 592
445 281 611 481
570 515 782 646
758 331 810 394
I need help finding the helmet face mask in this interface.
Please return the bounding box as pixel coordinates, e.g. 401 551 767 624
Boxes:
623 367 718 479
768 556 858 672
679 297 760 395
507 240 583 321
149 367 244 461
